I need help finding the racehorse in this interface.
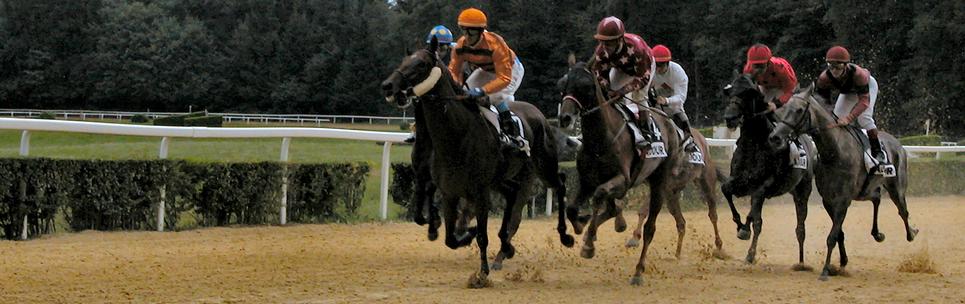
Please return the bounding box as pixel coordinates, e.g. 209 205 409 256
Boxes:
768 85 918 280
381 37 572 288
557 56 719 284
721 71 816 268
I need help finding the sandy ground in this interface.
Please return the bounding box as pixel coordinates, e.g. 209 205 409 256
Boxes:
1 196 963 303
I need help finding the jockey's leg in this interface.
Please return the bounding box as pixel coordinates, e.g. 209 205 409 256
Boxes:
671 111 696 152
627 101 654 149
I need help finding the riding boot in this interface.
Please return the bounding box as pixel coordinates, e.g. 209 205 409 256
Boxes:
498 110 526 154
867 128 887 164
672 112 697 152
634 108 655 150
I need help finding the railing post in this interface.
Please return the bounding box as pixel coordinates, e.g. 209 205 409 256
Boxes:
380 141 392 220
157 137 170 232
280 137 291 225
545 188 553 217
19 130 30 156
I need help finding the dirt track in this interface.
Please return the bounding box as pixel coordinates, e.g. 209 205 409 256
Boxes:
1 196 963 303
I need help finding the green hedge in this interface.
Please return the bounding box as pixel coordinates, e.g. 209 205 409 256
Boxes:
390 158 965 218
0 158 370 240
184 115 223 127
153 111 210 126
899 134 942 146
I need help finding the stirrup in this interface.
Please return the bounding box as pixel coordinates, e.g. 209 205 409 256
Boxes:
635 139 652 149
683 137 697 152
501 135 531 157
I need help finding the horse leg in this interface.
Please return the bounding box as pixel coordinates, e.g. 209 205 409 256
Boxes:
613 199 627 233
631 187 664 285
442 195 471 249
820 200 850 281
426 183 441 241
494 182 528 270
667 190 687 259
722 181 749 240
791 180 812 271
580 196 605 259
884 178 918 242
625 194 651 248
870 189 886 242
745 194 765 264
567 190 591 235
467 195 492 288
555 173 575 247
698 176 724 252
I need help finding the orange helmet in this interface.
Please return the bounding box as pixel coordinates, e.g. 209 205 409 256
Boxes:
826 46 851 62
594 16 625 40
652 45 672 62
746 44 772 65
458 8 487 28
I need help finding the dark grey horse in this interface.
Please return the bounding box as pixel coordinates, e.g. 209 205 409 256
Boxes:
768 85 918 280
381 39 572 288
721 72 816 268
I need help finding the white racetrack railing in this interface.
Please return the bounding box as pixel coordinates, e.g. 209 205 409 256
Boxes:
1 118 963 239
0 109 415 125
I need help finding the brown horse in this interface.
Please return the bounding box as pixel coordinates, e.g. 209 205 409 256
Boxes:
768 85 918 281
381 39 572 288
557 57 717 285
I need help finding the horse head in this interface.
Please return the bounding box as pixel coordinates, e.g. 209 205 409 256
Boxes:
768 83 817 150
722 69 766 129
381 36 450 109
556 54 598 130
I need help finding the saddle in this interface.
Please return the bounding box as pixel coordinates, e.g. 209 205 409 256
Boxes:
611 103 704 165
844 125 896 177
480 105 531 155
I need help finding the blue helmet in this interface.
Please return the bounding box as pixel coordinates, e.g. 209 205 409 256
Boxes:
426 25 456 46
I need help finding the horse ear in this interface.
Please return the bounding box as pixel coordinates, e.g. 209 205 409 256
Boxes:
404 46 411 56
567 52 576 67
427 35 439 53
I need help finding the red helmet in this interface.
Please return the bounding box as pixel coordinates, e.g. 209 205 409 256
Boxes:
652 45 671 62
746 44 772 65
594 16 625 40
826 46 851 62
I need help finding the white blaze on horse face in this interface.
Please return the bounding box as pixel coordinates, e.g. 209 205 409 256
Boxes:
412 67 441 97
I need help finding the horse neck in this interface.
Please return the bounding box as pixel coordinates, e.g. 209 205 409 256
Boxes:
806 100 855 163
579 96 624 152
741 114 773 142
419 65 477 158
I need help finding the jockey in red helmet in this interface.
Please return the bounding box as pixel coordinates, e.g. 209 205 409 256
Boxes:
650 44 696 152
589 16 657 150
816 46 887 164
743 44 798 113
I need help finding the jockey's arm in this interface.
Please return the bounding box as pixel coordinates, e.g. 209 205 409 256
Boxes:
666 64 689 108
777 62 797 104
448 41 465 85
845 70 872 121
482 40 513 94
815 71 834 103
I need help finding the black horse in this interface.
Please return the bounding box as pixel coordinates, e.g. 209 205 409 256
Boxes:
721 71 816 268
380 38 572 288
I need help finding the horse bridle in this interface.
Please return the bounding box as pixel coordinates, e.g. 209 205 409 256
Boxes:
391 49 450 108
775 95 818 136
559 67 623 117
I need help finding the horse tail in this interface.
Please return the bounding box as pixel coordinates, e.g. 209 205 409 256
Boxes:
715 166 730 184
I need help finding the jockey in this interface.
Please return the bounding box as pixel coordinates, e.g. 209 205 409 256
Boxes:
448 8 527 152
816 46 886 164
589 16 656 149
743 44 798 114
650 44 697 152
405 25 459 144
426 25 456 61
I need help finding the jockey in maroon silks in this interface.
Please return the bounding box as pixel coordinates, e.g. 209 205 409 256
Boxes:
816 46 886 164
589 16 657 149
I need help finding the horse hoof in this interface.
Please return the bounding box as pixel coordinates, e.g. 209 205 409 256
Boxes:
907 228 919 242
873 232 885 243
561 234 575 248
491 261 503 271
502 244 516 259
791 263 814 272
626 238 640 248
615 218 627 233
737 228 751 240
818 274 829 281
427 230 439 241
467 271 492 289
580 246 595 259
745 254 756 264
630 276 643 286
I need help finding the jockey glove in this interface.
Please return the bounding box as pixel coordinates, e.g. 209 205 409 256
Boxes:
468 87 486 98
